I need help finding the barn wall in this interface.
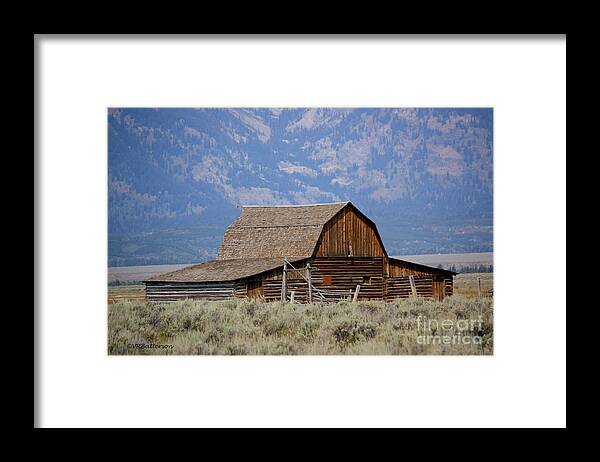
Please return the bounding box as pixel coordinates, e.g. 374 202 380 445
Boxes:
245 278 264 299
263 279 309 302
314 207 385 257
445 277 453 297
385 259 454 300
263 257 384 302
232 259 310 301
234 280 247 298
145 281 235 302
432 275 445 301
385 276 434 300
385 277 413 300
384 275 454 301
263 267 305 281
145 264 453 304
386 258 440 277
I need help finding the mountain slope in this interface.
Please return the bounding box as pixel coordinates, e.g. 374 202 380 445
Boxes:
108 108 493 266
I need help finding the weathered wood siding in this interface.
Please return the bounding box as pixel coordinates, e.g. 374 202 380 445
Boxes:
385 277 413 300
263 257 384 302
314 207 385 257
236 260 311 301
312 257 384 300
234 280 247 298
263 279 310 303
146 264 454 303
386 258 438 277
385 275 456 301
444 277 453 297
432 275 445 301
245 278 264 299
385 276 434 300
145 281 235 302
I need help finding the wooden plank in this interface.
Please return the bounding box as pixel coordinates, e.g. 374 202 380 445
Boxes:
353 285 361 302
307 263 312 304
409 275 417 297
281 259 288 302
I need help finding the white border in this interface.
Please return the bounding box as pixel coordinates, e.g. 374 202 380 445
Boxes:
36 36 566 428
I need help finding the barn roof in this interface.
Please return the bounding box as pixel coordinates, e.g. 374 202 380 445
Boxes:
218 202 349 260
144 257 307 283
388 257 458 277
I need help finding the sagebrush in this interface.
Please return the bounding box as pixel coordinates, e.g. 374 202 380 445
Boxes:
108 296 493 355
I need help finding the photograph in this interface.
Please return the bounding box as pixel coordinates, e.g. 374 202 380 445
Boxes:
107 108 494 355
36 35 565 428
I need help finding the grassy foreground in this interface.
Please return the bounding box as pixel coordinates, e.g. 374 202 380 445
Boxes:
108 295 493 355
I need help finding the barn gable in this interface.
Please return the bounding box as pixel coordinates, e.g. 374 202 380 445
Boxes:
314 204 387 258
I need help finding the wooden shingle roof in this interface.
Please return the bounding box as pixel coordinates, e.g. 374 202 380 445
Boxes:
218 202 349 260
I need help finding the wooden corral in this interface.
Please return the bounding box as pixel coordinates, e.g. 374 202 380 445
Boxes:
144 202 456 303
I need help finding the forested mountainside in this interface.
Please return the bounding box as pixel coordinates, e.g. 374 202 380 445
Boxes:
109 108 492 266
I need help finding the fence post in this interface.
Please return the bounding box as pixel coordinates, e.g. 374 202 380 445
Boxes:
306 262 312 304
281 258 288 303
290 291 295 304
477 277 481 298
409 275 417 297
353 284 361 302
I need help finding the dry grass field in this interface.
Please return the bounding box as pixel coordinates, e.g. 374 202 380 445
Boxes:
107 285 145 304
454 273 494 298
108 294 493 356
107 271 493 356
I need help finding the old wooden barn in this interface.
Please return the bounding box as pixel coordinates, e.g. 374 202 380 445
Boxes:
144 202 456 303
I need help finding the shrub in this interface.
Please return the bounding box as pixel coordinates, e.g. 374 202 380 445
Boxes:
332 320 378 345
108 296 493 356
